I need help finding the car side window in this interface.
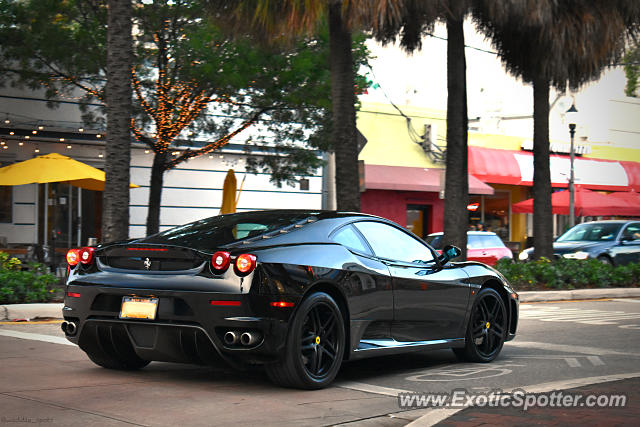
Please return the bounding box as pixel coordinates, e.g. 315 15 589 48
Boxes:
354 221 434 263
331 225 373 255
622 223 640 241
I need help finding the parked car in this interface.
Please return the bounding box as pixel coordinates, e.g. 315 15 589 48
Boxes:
518 220 640 265
63 210 518 389
425 231 514 266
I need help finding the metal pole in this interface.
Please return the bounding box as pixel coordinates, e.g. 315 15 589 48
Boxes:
77 187 82 247
568 123 576 228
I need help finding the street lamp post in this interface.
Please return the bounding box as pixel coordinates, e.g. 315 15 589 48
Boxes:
566 103 578 228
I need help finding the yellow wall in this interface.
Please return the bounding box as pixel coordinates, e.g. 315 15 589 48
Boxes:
358 102 445 169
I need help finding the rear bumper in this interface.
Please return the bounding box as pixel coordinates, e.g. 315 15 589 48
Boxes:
63 284 295 365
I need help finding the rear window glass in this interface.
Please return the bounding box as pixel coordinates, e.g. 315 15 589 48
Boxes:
427 234 504 249
469 234 505 249
139 212 316 251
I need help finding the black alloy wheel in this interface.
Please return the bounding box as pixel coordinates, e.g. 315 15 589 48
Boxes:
265 292 345 389
454 287 507 362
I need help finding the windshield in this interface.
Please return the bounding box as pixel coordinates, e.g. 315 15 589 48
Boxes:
425 235 443 249
556 223 623 242
138 211 316 251
468 234 505 249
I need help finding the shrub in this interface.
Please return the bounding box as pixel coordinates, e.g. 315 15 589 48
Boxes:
0 251 58 304
495 257 640 291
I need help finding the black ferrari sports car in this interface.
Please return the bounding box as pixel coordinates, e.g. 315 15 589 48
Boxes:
63 210 519 389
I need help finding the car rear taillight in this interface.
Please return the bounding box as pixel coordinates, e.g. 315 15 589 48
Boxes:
211 251 231 272
270 301 294 308
234 254 256 275
66 249 80 266
79 247 95 265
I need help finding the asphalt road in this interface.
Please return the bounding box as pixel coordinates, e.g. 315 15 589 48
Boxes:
0 298 639 426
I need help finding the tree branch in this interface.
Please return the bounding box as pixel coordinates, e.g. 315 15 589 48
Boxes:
165 108 268 170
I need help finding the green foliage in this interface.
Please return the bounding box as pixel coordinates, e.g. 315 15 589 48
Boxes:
0 252 58 304
0 0 370 185
496 258 640 290
624 43 640 97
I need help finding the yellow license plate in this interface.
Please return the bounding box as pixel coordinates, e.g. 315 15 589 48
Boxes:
119 296 158 320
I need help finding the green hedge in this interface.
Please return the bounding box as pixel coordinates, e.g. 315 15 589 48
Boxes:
0 251 58 304
495 257 640 290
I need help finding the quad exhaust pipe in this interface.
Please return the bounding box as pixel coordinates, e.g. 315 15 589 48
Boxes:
223 330 262 347
61 321 78 336
240 331 261 347
223 331 239 346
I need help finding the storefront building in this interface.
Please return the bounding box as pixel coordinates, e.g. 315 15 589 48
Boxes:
358 101 640 250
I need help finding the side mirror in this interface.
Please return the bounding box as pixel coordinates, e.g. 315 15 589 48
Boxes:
439 245 461 263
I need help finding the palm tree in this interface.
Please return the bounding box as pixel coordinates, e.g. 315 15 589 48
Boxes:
102 0 133 243
368 0 473 258
212 0 370 212
474 0 640 259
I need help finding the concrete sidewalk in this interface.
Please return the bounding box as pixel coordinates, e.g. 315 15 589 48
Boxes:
0 303 64 321
1 288 640 320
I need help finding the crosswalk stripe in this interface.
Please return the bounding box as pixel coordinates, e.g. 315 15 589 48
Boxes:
519 306 640 326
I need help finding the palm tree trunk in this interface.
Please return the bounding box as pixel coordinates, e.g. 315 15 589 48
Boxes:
532 76 553 259
146 151 166 236
443 15 469 259
102 0 133 243
328 2 360 212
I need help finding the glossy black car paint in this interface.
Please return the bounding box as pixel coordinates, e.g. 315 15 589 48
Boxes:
519 220 640 265
64 211 518 374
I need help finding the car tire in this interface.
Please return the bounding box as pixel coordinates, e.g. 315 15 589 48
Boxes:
265 292 345 389
597 255 613 266
453 287 507 363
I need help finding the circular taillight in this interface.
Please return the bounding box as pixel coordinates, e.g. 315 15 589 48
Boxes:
79 247 95 265
66 249 80 266
211 251 231 272
234 254 256 275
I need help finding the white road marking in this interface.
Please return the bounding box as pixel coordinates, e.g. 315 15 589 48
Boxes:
619 324 640 329
338 381 411 397
405 363 524 382
564 357 581 367
0 329 75 346
507 341 636 356
406 371 640 427
612 299 640 303
520 305 640 326
506 354 605 367
587 356 605 366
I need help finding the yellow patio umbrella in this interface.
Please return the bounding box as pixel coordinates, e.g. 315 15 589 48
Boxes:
0 153 139 191
219 169 237 214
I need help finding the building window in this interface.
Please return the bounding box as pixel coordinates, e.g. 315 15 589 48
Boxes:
299 178 309 191
0 186 12 223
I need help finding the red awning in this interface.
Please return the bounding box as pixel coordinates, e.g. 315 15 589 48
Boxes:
364 164 494 195
469 146 637 192
512 187 638 216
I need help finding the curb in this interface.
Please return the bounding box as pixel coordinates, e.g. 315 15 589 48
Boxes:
0 289 639 320
518 287 640 302
0 303 64 321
